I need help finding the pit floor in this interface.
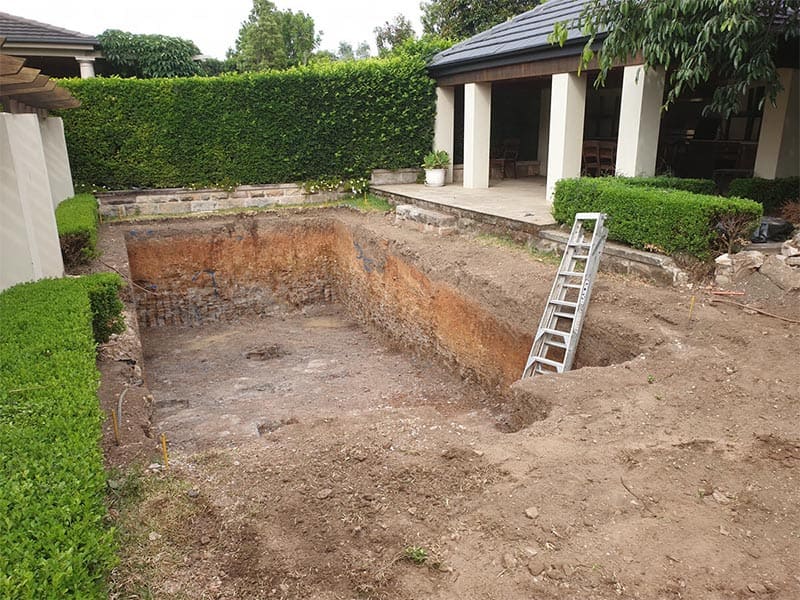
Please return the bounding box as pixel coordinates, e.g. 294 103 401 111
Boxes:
143 305 493 454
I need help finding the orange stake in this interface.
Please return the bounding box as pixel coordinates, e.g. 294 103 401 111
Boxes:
110 411 121 446
160 433 169 470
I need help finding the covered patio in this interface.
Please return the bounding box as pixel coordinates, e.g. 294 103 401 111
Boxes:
421 0 798 207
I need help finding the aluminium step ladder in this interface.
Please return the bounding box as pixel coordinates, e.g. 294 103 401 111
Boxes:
522 212 608 378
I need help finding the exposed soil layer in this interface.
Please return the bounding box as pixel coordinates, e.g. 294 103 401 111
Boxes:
102 209 799 600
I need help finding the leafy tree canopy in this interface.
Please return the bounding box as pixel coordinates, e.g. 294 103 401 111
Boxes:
230 0 319 71
98 29 201 78
384 35 454 62
562 0 800 118
374 14 416 55
421 0 541 40
336 41 372 61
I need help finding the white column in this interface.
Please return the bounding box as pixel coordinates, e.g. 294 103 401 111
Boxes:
463 82 492 189
615 65 665 177
0 113 64 291
434 86 456 184
77 57 95 78
39 116 75 207
538 87 551 176
546 73 587 202
755 68 800 179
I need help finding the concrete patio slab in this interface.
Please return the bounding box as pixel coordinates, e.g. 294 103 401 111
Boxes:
373 176 555 227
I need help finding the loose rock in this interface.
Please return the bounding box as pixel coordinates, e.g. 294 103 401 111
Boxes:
502 552 518 569
525 506 540 520
316 488 333 500
747 582 767 594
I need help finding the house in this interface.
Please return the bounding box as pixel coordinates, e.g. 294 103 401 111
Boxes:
0 44 80 290
0 11 100 78
426 0 799 200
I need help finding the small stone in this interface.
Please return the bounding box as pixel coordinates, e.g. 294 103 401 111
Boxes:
148 532 162 542
147 463 161 471
316 488 333 500
527 558 547 576
200 535 211 545
747 582 767 594
719 525 730 536
546 565 566 580
187 488 200 498
525 506 540 520
523 546 539 557
502 552 518 569
712 490 731 504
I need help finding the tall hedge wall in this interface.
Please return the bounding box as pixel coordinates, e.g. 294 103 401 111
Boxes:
59 57 435 189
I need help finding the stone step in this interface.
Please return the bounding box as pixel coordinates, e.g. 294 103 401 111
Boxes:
395 204 457 235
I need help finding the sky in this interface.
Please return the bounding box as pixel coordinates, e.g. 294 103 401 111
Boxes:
3 0 425 59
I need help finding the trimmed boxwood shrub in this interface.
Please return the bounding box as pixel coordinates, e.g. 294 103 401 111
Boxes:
615 176 716 195
0 274 124 599
553 178 762 259
59 57 436 189
55 194 99 269
727 176 800 214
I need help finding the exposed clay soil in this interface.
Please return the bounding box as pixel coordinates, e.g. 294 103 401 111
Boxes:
94 209 800 600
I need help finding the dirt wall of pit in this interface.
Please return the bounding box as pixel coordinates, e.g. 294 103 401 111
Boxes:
126 214 642 391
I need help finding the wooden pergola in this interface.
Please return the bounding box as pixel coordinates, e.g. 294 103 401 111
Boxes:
0 37 80 113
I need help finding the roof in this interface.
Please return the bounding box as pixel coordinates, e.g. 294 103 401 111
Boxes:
428 0 601 78
0 11 98 46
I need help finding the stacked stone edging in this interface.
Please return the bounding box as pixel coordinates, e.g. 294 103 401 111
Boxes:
97 184 346 218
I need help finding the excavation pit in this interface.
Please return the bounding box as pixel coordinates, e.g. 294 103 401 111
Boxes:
125 212 644 443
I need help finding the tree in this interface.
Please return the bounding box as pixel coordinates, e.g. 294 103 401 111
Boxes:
98 29 201 78
355 42 372 60
230 0 319 71
562 0 800 118
374 14 416 55
421 0 540 40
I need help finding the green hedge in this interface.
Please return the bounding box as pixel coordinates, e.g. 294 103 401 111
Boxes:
615 176 717 195
0 274 123 598
728 176 800 214
553 178 762 259
59 57 436 189
55 194 99 269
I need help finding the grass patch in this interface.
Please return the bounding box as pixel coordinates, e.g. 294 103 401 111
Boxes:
476 234 561 265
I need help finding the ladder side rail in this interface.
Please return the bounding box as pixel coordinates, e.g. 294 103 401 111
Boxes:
561 217 608 371
523 218 586 376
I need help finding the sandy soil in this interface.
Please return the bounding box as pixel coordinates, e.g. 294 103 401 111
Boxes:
96 209 799 600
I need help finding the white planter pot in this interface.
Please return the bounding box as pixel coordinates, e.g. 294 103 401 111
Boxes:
424 168 446 187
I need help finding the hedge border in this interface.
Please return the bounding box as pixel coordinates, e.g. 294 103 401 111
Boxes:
0 274 124 598
55 194 100 269
552 178 762 259
727 176 800 214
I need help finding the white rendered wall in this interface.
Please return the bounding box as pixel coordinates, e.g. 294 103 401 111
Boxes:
39 116 75 207
615 66 665 177
754 68 800 179
538 87 551 176
546 73 587 202
434 86 456 184
463 82 492 189
0 113 64 291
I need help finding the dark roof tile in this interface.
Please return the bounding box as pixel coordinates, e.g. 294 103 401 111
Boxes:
0 11 98 46
428 0 595 75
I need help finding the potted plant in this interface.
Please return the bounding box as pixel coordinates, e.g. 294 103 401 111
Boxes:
422 150 450 187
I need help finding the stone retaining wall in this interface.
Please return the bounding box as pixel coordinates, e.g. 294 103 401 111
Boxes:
97 184 346 218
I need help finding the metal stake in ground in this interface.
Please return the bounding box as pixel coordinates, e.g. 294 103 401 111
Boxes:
523 213 608 378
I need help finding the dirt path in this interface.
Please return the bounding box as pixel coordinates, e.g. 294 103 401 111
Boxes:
101 209 799 600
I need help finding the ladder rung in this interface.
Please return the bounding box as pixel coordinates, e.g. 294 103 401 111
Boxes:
563 283 582 289
533 356 563 369
567 242 591 248
550 299 578 308
560 271 586 277
573 254 590 260
541 328 570 338
553 311 575 319
543 339 567 349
